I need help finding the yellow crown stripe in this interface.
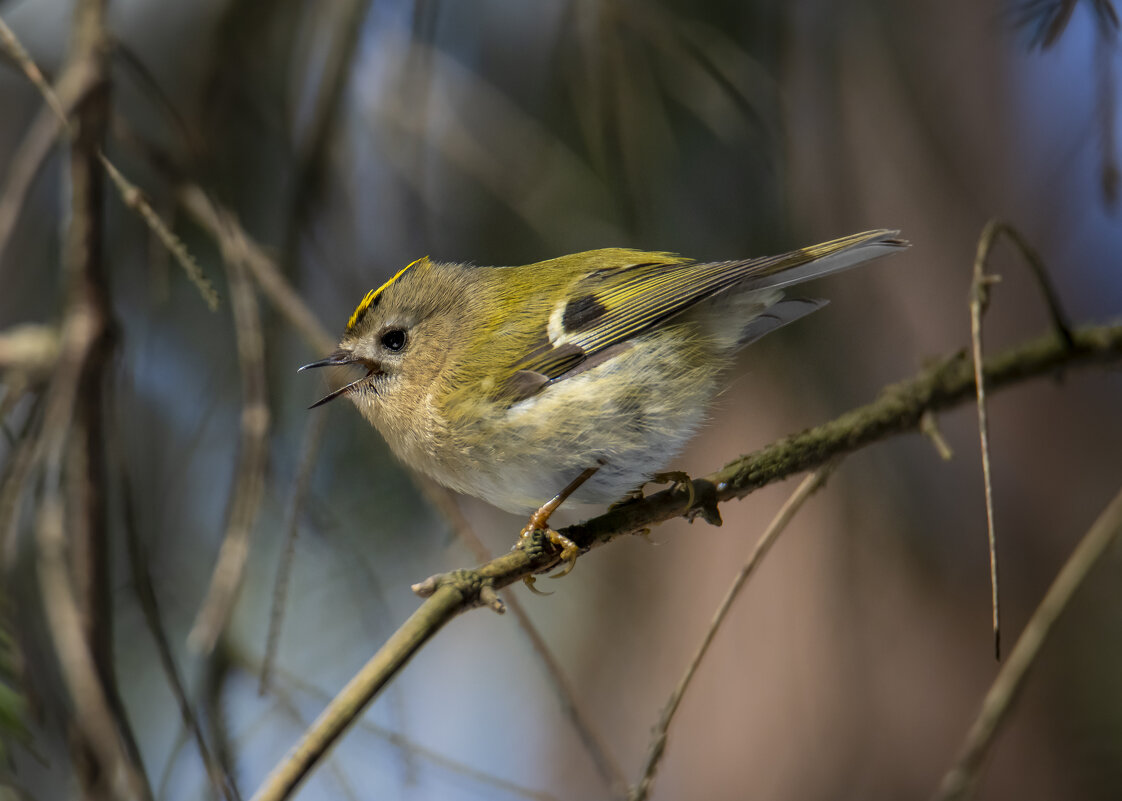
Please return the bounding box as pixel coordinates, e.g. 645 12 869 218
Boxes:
346 256 427 332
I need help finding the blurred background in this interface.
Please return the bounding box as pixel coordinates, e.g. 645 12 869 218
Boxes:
2 0 1122 799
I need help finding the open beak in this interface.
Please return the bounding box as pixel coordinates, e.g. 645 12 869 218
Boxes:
298 348 360 372
299 349 378 408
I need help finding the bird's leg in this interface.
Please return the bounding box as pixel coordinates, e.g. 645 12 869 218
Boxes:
520 465 600 580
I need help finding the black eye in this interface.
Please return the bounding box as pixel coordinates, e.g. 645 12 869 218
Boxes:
381 329 407 351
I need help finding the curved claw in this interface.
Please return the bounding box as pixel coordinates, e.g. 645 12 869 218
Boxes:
523 574 552 595
547 530 580 579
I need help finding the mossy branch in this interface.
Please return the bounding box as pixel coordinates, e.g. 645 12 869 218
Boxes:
249 320 1122 801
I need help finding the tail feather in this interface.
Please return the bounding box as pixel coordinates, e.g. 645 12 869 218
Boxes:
737 297 828 347
744 230 908 292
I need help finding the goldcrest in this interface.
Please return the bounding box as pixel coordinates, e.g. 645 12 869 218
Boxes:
302 230 907 528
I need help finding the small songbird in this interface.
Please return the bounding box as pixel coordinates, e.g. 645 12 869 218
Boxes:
301 230 907 568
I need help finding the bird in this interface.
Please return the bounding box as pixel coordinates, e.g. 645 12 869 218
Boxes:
301 229 908 571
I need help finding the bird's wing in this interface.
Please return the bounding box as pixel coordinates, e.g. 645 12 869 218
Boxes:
500 230 904 401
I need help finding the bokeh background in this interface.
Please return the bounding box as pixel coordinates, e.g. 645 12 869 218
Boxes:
2 1 1122 799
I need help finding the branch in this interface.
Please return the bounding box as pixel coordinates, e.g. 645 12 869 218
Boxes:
188 227 271 654
29 1 152 798
249 320 1122 801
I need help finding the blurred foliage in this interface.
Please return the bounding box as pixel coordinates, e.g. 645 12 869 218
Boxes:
1 1 1121 800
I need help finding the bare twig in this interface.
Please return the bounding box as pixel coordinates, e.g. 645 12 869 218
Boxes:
933 482 1122 801
260 411 328 694
628 463 836 801
971 222 1003 659
99 156 218 310
0 59 93 266
0 14 218 310
177 184 335 354
0 18 70 120
189 235 271 654
251 582 466 801
249 321 1122 801
970 219 1077 659
0 397 42 572
38 480 148 800
919 410 954 461
30 1 152 796
234 647 561 801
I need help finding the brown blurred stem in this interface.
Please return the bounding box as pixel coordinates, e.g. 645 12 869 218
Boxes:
250 320 1122 801
971 219 1076 660
0 16 219 310
188 227 271 654
30 1 152 798
178 183 335 354
970 223 1002 660
0 58 93 266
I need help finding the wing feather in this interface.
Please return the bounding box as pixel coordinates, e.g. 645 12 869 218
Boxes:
511 229 906 391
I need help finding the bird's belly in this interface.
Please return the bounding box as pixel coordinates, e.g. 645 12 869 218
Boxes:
434 331 722 514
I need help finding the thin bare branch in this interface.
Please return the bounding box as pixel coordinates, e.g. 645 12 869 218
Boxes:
970 221 1003 659
99 155 218 309
177 183 335 354
249 320 1122 801
919 410 954 461
0 18 70 120
29 1 153 795
0 14 218 310
0 60 92 266
0 397 42 572
234 648 562 801
628 463 836 801
934 482 1122 801
970 219 1077 659
189 235 271 654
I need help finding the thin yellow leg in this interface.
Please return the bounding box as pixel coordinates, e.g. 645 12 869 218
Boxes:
520 465 600 580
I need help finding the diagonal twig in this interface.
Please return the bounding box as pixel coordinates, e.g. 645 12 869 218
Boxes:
188 230 271 654
970 219 1077 659
30 1 153 797
0 14 219 310
0 59 92 266
177 183 334 353
970 222 1003 659
628 462 837 801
